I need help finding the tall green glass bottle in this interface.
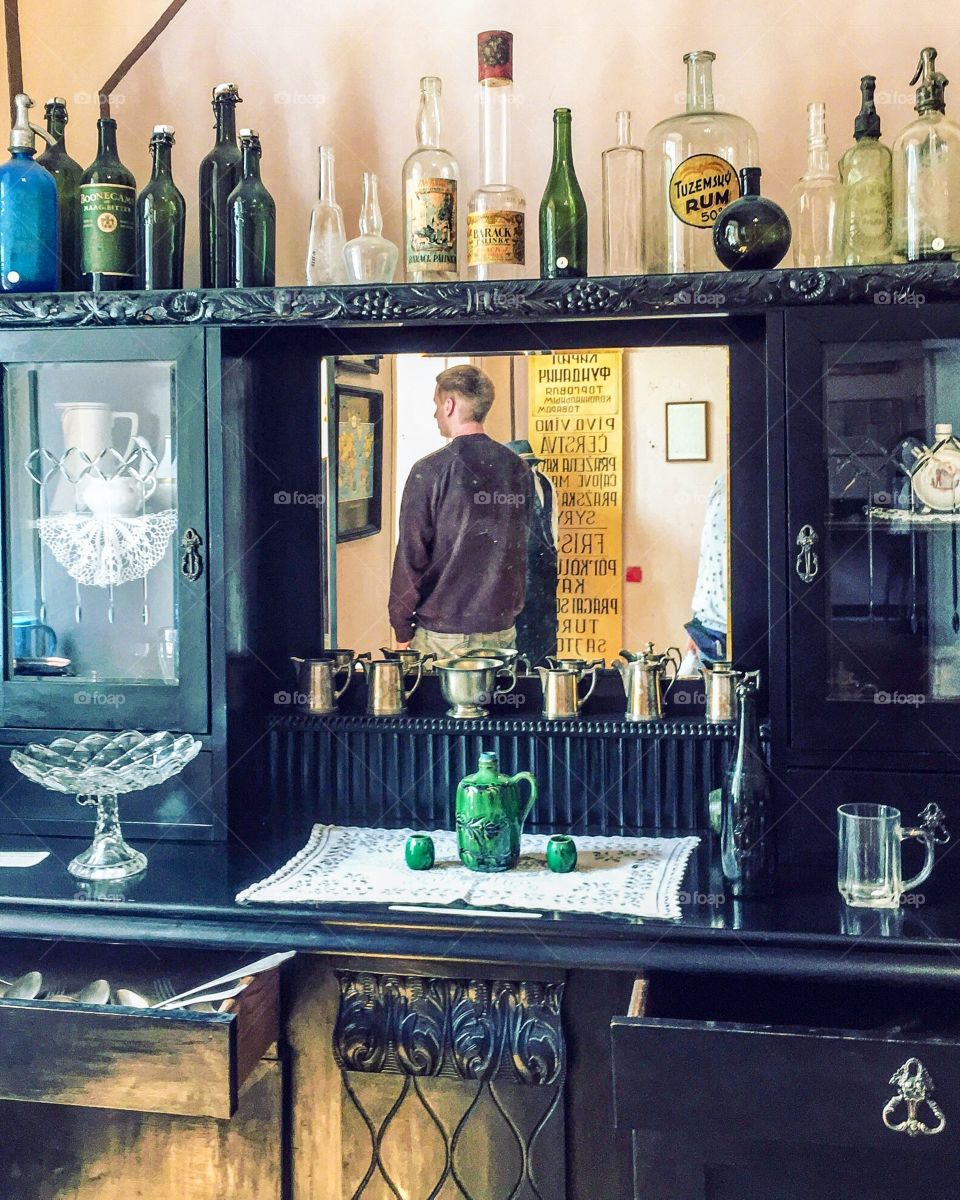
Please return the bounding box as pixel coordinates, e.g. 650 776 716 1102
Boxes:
539 108 588 278
227 128 276 287
80 117 136 291
37 97 82 288
136 125 185 289
199 83 242 287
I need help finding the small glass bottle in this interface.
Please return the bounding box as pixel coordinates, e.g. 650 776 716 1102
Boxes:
539 107 588 279
305 145 346 284
80 116 137 291
602 110 644 275
0 93 59 292
792 102 841 267
199 83 242 288
644 51 759 274
403 75 459 282
37 97 82 288
837 76 893 266
343 172 399 283
227 128 276 288
893 47 960 262
721 674 775 898
712 167 791 270
467 30 525 280
136 125 185 290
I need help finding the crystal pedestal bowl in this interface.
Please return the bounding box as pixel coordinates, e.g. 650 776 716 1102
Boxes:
11 730 201 880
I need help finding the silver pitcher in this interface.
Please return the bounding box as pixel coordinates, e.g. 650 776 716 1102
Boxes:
545 655 605 673
537 664 598 719
290 655 355 715
615 643 680 722
701 663 760 722
362 657 423 716
464 647 532 675
380 647 436 672
434 657 517 719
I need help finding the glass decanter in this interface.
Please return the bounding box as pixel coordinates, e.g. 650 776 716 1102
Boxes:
305 145 346 284
602 110 644 274
343 172 399 284
792 101 841 267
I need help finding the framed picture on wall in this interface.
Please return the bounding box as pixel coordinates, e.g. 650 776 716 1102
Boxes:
335 354 382 376
665 400 709 462
335 384 383 542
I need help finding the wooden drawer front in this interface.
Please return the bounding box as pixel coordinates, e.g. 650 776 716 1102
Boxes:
612 1016 960 1154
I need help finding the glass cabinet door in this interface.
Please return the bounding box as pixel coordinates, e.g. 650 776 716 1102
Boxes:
0 330 208 732
786 308 960 754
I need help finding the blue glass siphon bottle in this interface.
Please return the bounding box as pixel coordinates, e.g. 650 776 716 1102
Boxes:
0 93 59 292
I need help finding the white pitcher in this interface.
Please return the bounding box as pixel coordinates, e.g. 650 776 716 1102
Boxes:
57 402 139 469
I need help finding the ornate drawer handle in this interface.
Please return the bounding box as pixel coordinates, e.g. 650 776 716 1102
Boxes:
883 1058 946 1137
795 524 819 583
180 528 203 581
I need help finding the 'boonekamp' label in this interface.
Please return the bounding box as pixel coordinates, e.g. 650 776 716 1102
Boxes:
80 183 136 276
669 154 740 229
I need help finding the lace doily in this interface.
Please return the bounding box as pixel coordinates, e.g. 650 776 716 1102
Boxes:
236 825 700 920
36 510 178 587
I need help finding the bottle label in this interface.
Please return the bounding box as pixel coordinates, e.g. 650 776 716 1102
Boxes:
406 178 457 270
467 211 525 265
846 178 892 248
669 154 741 229
80 183 136 276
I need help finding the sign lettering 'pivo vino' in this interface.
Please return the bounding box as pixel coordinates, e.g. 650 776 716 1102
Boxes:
669 154 741 228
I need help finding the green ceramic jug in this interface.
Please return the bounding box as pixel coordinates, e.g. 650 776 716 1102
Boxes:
455 750 538 872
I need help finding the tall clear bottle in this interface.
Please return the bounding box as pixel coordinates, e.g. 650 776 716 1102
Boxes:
199 83 242 288
602 110 644 275
37 97 82 288
792 102 840 267
403 76 458 282
80 117 136 292
467 30 525 280
893 47 960 262
644 51 758 274
837 76 893 266
227 129 275 288
305 146 346 284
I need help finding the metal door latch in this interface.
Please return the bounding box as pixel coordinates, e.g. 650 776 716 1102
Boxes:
795 524 819 583
180 528 203 581
883 1058 946 1137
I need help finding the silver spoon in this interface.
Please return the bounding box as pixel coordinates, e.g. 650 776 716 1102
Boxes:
5 971 42 1000
78 979 111 1005
116 988 150 1008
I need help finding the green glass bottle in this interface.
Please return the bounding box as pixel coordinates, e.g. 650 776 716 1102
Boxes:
199 83 242 288
539 107 588 278
37 97 82 289
80 117 136 291
136 126 185 290
228 128 276 287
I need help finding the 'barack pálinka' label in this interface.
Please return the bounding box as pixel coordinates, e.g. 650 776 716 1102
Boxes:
406 177 457 271
669 154 740 229
467 211 525 265
80 183 136 276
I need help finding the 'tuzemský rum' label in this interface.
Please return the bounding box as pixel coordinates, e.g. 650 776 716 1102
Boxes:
669 154 740 229
468 211 525 265
406 177 457 270
80 183 136 276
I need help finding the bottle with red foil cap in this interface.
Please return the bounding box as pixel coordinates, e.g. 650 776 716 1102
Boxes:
467 30 526 280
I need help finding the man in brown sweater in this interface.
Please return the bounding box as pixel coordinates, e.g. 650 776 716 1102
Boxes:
389 364 534 657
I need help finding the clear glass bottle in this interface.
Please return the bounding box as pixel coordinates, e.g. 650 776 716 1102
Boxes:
467 30 525 280
721 674 775 898
837 76 893 266
792 102 840 267
0 93 59 292
403 75 458 282
80 116 137 292
539 108 588 279
893 47 960 262
644 51 759 275
136 125 185 290
343 172 399 283
199 83 242 288
227 128 276 288
602 110 644 275
37 97 82 288
305 145 346 285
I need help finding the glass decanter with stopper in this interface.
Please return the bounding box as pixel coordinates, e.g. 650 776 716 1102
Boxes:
792 101 840 267
37 97 82 288
343 172 399 283
305 145 346 284
403 75 458 282
837 76 893 265
602 110 644 274
644 51 758 274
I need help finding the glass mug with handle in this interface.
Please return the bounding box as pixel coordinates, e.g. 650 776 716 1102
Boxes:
838 802 950 908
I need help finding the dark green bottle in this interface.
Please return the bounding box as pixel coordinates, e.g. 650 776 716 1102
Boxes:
539 107 588 278
228 128 276 287
37 97 82 289
136 125 185 290
80 117 136 291
199 83 242 288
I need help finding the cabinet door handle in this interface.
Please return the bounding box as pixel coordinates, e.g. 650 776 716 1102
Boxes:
883 1058 946 1137
180 528 203 581
795 524 819 583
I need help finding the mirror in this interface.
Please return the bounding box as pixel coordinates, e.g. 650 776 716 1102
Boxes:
328 346 730 670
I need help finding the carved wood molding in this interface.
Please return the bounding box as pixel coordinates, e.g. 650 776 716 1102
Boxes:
333 971 565 1086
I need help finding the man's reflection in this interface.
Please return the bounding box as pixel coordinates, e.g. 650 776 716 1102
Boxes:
389 365 534 657
506 439 558 666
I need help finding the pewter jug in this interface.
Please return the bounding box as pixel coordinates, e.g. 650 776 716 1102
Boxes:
290 655 354 715
536 664 598 719
615 643 680 721
380 647 435 671
434 657 517 719
362 657 422 716
545 655 605 672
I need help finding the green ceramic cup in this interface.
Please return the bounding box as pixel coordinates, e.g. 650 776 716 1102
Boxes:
546 834 577 873
405 833 435 871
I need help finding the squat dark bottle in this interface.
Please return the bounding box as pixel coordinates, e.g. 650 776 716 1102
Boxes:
80 117 136 291
136 125 185 289
539 107 588 278
37 97 82 288
228 128 276 287
199 82 242 287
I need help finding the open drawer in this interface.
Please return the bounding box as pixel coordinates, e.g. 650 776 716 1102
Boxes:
612 972 960 1156
0 940 287 1119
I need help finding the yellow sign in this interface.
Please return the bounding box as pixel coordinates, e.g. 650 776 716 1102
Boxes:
669 153 740 228
528 351 623 660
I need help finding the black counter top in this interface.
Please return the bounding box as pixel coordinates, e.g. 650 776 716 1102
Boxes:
1 831 959 986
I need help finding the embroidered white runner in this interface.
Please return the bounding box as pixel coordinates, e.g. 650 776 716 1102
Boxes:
236 825 700 920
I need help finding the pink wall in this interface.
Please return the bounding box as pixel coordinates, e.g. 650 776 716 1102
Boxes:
9 1 956 288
